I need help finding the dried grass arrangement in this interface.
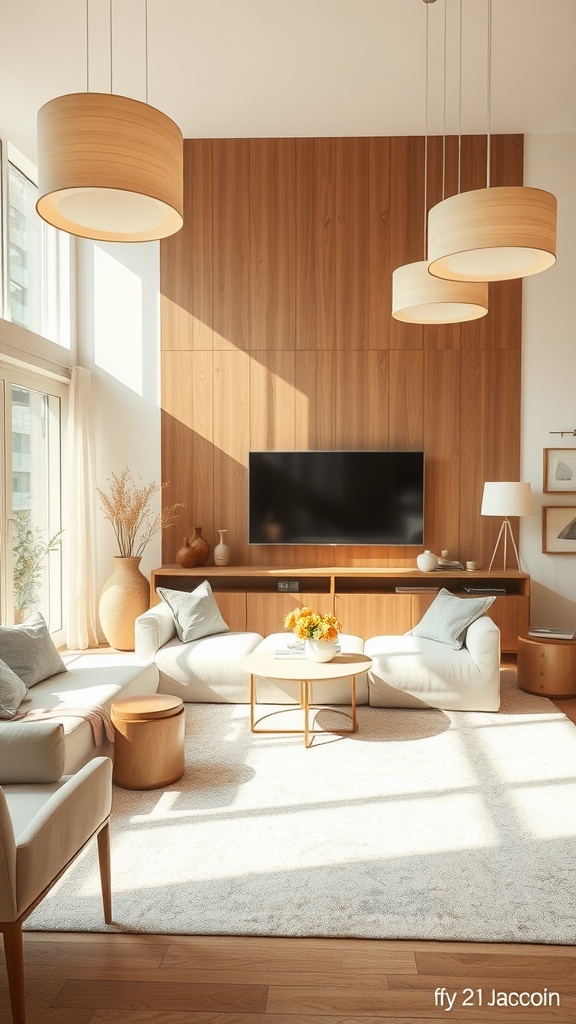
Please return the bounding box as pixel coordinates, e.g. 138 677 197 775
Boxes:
96 467 183 557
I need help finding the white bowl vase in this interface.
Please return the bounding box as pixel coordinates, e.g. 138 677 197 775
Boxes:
304 639 338 663
416 549 438 572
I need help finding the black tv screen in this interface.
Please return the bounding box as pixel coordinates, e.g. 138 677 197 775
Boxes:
248 450 424 546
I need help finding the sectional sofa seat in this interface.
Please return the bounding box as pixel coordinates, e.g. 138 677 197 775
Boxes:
0 651 159 783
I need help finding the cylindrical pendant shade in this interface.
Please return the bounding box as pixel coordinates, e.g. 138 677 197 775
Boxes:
392 261 489 324
427 186 557 282
37 92 184 242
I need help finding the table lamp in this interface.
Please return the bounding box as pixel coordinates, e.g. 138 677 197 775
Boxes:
481 482 534 570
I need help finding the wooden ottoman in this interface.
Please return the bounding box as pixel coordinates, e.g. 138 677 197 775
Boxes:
111 694 185 790
517 634 576 699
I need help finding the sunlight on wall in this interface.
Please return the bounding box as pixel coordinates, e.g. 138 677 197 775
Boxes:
94 245 144 394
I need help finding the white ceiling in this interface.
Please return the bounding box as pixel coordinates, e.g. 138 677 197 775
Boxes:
1 0 575 165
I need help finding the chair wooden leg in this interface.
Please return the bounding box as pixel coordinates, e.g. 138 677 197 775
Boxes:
97 821 112 924
2 921 26 1024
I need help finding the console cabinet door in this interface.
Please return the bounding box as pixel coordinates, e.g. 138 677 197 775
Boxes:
215 592 247 632
336 594 412 640
246 592 331 637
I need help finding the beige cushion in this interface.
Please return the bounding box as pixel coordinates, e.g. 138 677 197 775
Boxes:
158 581 229 643
0 721 65 783
156 631 263 702
409 588 496 649
0 612 67 687
0 657 28 719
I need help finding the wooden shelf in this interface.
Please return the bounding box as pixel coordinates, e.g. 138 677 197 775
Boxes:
150 565 530 653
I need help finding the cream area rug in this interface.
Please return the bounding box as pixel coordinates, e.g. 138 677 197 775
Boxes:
26 670 576 944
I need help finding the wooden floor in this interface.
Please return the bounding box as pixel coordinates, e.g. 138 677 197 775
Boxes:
2 681 575 1024
1 931 576 1023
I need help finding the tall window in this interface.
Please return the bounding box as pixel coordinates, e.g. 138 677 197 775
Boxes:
0 366 67 643
2 142 72 348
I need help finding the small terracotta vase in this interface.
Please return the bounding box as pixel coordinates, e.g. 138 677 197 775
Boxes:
175 538 199 568
189 526 209 566
213 529 230 566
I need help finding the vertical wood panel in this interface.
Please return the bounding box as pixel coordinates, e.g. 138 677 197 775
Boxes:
460 349 522 568
367 137 391 348
160 139 213 351
249 139 296 351
423 351 461 557
213 350 251 564
388 350 424 450
335 352 389 450
389 137 424 351
213 139 250 351
295 138 337 351
335 138 370 350
161 351 214 562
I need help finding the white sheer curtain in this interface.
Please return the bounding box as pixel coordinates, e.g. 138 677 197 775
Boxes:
67 366 99 649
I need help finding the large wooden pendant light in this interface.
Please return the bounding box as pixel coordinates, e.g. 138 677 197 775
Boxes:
36 2 183 242
428 0 557 282
392 0 488 324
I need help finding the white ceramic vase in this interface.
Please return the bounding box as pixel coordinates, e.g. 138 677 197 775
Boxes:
416 549 438 572
213 529 230 566
305 639 338 663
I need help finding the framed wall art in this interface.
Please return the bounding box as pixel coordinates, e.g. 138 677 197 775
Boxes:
543 448 576 493
542 505 576 554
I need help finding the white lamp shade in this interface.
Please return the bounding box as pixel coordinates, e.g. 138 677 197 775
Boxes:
391 261 488 324
37 92 184 242
481 481 534 517
427 186 557 282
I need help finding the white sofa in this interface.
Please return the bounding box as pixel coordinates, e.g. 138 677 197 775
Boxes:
135 602 500 711
0 652 159 783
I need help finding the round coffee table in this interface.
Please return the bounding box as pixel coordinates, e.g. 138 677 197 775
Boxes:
241 649 372 748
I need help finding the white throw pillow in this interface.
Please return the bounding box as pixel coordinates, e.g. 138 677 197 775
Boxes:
0 612 67 687
409 587 496 649
0 657 28 719
158 580 229 643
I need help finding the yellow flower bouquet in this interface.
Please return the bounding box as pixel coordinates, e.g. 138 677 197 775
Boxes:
284 606 342 643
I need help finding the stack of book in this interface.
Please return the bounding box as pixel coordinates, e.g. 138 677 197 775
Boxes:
433 558 464 570
528 627 576 641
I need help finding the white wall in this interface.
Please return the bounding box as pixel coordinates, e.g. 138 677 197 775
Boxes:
522 134 576 626
76 239 162 602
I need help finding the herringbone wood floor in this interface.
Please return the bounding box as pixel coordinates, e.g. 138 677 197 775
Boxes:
2 694 575 1023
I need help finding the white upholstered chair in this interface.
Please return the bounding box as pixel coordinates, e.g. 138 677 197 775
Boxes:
0 756 113 1024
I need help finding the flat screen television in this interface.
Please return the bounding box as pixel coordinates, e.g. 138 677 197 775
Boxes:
248 450 424 546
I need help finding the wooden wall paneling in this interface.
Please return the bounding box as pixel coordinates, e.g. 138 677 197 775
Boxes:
249 350 299 567
246 592 331 637
295 138 337 351
335 137 370 351
293 351 336 451
490 133 524 187
388 136 425 351
459 349 521 569
160 139 213 352
388 350 424 450
213 350 251 564
423 350 461 560
161 351 214 563
212 139 250 352
367 137 391 348
334 352 389 451
249 139 296 352
215 593 247 632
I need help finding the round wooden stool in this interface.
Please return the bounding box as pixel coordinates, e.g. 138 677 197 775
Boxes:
111 694 185 790
517 634 576 699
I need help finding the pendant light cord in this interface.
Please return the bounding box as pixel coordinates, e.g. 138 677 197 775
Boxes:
86 0 90 92
109 0 113 94
457 0 462 195
145 0 149 104
441 0 446 200
486 0 492 188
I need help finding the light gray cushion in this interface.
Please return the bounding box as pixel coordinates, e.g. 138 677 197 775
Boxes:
0 657 28 719
0 612 67 687
157 581 229 643
409 587 496 649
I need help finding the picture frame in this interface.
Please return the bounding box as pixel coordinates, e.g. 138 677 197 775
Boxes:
542 505 576 554
543 448 576 493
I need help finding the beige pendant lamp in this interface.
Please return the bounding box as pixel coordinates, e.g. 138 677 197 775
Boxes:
428 0 557 282
392 0 488 324
36 1 183 242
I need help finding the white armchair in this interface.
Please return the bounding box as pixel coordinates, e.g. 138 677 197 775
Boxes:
0 756 113 1024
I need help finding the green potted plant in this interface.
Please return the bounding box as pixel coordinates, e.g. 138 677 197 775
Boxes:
12 510 63 623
